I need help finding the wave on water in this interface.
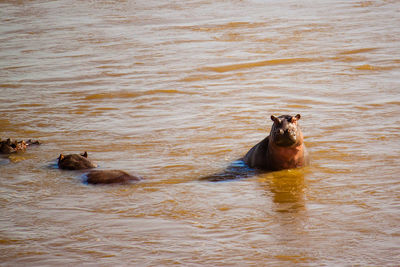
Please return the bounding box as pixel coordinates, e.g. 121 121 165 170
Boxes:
201 58 317 73
83 89 197 101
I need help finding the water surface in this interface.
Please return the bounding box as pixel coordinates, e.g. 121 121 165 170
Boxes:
1 0 399 266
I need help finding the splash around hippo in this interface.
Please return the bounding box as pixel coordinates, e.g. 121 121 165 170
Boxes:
243 114 308 171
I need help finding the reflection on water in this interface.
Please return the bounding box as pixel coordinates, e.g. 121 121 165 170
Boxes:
259 169 307 213
1 0 400 265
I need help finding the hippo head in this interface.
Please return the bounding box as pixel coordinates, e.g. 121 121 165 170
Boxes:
270 114 302 147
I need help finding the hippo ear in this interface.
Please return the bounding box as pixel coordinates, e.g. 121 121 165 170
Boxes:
82 151 88 158
58 154 64 161
271 115 281 124
291 114 301 123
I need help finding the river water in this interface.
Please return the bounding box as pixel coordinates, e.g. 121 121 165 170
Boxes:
1 0 399 266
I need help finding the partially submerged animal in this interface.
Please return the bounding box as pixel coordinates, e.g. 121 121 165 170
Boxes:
201 114 308 181
58 152 98 170
86 170 141 185
57 152 141 185
0 138 40 154
243 114 308 171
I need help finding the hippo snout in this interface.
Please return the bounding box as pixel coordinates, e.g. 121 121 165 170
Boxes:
276 129 297 146
286 129 297 142
278 129 296 139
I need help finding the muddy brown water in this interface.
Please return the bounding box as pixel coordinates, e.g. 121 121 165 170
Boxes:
1 0 399 266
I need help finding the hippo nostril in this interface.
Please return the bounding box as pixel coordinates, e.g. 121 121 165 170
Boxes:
284 129 291 137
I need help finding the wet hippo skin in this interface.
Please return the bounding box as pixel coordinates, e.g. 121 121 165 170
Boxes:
86 170 141 185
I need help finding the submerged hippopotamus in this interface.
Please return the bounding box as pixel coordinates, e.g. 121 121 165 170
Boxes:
85 170 141 185
243 114 308 171
57 152 141 185
58 151 98 170
0 138 40 154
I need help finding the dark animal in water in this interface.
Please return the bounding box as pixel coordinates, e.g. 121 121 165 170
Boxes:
58 151 98 170
85 170 141 185
0 138 40 154
201 114 308 181
243 114 308 171
57 151 141 185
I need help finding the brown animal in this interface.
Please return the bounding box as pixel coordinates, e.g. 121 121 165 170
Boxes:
86 170 141 185
0 138 40 154
58 152 98 170
243 114 308 171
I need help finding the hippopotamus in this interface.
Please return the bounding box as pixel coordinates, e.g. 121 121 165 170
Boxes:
57 152 141 185
0 138 40 154
200 114 308 182
57 152 98 170
85 170 141 185
243 114 308 171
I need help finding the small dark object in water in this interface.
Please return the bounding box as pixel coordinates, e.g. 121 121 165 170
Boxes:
58 151 98 170
86 170 141 185
0 138 41 154
26 139 41 146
